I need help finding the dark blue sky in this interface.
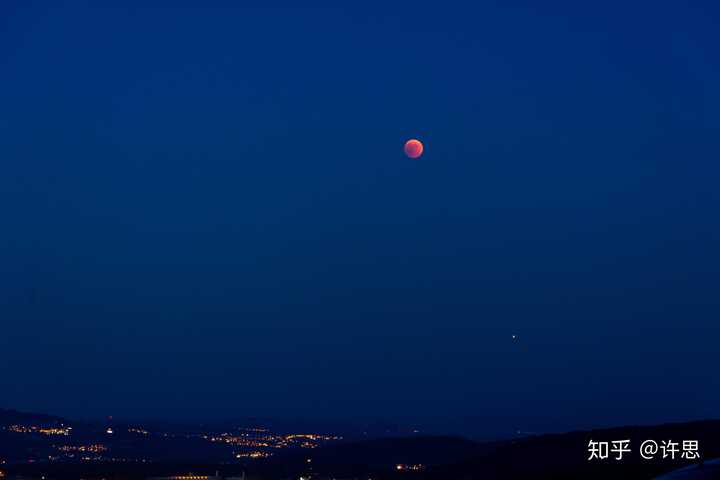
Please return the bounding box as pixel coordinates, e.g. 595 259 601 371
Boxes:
1 0 719 438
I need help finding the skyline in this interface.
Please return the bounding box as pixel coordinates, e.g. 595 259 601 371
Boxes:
2 0 720 439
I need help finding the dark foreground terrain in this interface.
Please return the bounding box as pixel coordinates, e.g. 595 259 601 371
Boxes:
1 409 718 479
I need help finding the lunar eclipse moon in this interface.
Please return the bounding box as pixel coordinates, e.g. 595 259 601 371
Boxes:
404 139 424 159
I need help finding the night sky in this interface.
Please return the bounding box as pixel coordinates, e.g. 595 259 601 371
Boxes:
2 1 719 438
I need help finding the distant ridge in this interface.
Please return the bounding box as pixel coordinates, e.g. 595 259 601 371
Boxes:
0 408 67 426
2 409 720 479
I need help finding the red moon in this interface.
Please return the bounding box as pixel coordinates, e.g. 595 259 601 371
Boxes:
404 139 423 159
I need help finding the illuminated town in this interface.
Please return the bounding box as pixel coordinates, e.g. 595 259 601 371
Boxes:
0 412 440 479
209 431 342 450
1 421 344 465
6 425 72 436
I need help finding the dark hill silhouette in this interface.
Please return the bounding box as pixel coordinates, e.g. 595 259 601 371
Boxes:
425 419 720 479
2 409 720 479
0 408 67 426
255 420 720 479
